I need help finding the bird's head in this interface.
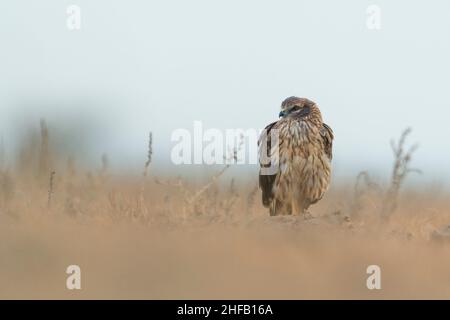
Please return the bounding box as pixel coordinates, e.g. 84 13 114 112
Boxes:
278 96 315 119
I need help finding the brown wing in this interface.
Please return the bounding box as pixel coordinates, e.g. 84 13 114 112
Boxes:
320 123 334 160
258 121 278 207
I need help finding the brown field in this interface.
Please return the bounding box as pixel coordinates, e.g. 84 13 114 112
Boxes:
1 124 450 299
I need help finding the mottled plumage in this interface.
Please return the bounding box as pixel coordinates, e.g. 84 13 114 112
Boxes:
258 97 333 217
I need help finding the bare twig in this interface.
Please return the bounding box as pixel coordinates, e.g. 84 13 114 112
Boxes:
138 132 153 223
350 171 382 216
143 132 153 178
47 170 55 209
382 128 421 219
187 134 244 205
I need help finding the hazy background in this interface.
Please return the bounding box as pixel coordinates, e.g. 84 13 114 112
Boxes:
0 0 449 184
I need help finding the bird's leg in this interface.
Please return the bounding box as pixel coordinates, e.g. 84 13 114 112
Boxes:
270 199 289 216
269 200 277 216
302 201 313 220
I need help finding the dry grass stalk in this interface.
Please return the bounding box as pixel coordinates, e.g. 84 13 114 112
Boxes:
382 128 420 220
184 135 244 222
348 128 420 225
221 178 239 219
137 132 153 223
350 171 381 217
47 170 56 209
101 153 109 176
39 119 50 179
188 135 244 205
143 132 153 177
153 135 245 224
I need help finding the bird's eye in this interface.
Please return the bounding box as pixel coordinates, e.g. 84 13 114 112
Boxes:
291 105 301 112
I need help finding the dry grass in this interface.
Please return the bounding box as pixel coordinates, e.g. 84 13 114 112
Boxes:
1 124 450 299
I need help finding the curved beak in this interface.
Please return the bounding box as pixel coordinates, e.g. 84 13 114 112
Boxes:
279 110 287 118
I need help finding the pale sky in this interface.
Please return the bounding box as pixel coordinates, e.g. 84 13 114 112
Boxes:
1 0 449 185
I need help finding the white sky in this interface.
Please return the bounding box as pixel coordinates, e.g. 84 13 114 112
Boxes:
0 0 449 185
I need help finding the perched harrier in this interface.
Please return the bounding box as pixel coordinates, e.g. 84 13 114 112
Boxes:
258 97 333 217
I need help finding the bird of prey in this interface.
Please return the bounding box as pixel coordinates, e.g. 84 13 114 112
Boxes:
258 97 333 217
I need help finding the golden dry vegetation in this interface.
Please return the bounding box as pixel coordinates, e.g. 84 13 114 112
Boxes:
1 122 450 299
